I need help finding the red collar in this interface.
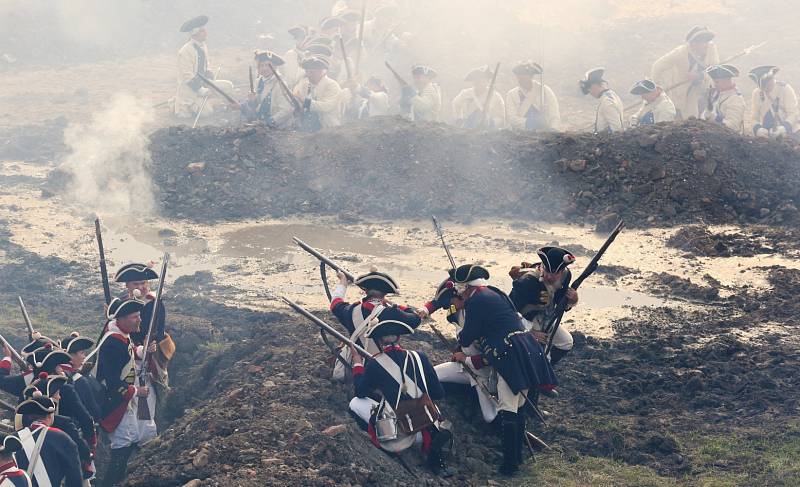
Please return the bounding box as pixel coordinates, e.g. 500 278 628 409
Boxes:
360 298 385 310
0 461 17 473
464 286 486 300
382 345 404 353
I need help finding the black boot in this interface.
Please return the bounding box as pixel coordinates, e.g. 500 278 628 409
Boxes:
100 445 136 487
499 411 520 476
427 428 454 477
516 410 527 465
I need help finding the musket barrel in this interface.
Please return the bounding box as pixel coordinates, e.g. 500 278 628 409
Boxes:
0 333 28 370
280 297 372 359
292 237 356 282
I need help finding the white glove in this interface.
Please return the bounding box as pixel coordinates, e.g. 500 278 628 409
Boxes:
197 87 210 97
773 125 787 137
756 127 769 138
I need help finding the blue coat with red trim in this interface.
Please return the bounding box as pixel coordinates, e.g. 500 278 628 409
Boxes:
14 424 83 487
95 333 135 418
353 346 444 407
0 463 30 487
458 286 557 394
509 266 572 321
330 298 422 336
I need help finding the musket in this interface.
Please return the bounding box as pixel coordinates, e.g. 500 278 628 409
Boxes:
280 296 372 359
17 296 35 342
355 0 367 74
385 61 409 87
0 333 28 370
249 66 255 94
268 64 303 114
430 216 456 270
543 221 624 356
198 74 239 106
339 36 354 80
621 41 767 114
292 237 356 282
193 66 221 128
95 218 112 306
137 253 169 421
478 62 501 129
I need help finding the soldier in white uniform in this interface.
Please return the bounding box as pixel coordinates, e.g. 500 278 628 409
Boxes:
292 56 343 131
240 50 295 127
505 61 560 132
629 78 677 127
283 25 309 89
401 65 441 122
342 77 391 120
580 68 624 133
452 66 505 129
748 65 798 138
703 64 746 134
174 15 235 118
651 26 720 119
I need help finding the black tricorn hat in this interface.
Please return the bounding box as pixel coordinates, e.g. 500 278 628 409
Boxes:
320 16 346 30
686 26 715 43
365 319 415 340
411 65 437 78
301 55 331 70
303 36 334 48
512 60 543 76
452 264 490 284
537 246 576 273
304 44 334 57
431 278 456 309
24 372 68 399
254 50 285 66
630 78 658 95
355 269 399 295
15 396 56 416
465 65 492 81
579 67 605 95
706 64 739 80
60 332 94 354
0 434 23 454
749 65 778 87
180 15 209 33
107 298 145 320
26 346 71 373
22 337 58 355
114 263 159 283
288 24 308 38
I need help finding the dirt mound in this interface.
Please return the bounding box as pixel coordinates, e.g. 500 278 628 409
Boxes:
668 225 800 257
142 118 800 228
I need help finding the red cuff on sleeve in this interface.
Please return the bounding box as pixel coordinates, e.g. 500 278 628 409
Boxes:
469 355 485 370
123 385 136 400
0 358 11 371
330 298 344 311
352 363 365 376
424 301 436 313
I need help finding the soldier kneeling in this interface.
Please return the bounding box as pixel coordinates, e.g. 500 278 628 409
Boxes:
348 320 453 475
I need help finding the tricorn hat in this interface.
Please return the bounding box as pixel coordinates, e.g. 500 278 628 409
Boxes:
579 67 606 95
512 60 543 76
24 372 68 399
115 263 158 283
0 434 23 454
411 65 437 78
254 50 285 66
355 269 399 295
431 278 456 310
301 56 331 70
180 15 209 33
26 346 71 373
686 26 715 43
15 396 56 416
537 246 576 273
630 78 658 95
706 64 739 80
452 264 490 284
365 319 415 340
60 332 94 354
749 65 779 87
465 65 492 81
107 298 145 320
288 24 309 38
320 16 346 30
22 337 58 355
304 44 334 57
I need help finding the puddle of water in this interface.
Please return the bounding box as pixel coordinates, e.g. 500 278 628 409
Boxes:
220 224 410 260
580 284 666 309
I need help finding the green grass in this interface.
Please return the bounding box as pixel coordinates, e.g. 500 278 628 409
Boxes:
510 453 678 487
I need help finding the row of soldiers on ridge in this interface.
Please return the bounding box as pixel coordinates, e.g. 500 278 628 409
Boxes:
0 263 174 487
310 245 579 476
173 10 797 138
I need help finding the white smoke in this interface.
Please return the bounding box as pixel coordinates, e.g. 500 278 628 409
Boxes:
60 93 156 215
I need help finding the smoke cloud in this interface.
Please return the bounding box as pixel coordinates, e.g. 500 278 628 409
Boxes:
60 94 156 215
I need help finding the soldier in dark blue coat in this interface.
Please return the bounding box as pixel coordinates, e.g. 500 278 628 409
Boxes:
14 396 83 487
349 320 452 475
60 333 101 421
0 434 31 487
329 268 422 380
509 246 579 366
0 347 71 399
452 264 557 476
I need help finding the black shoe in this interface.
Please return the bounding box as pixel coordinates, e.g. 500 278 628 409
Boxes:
429 428 453 460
